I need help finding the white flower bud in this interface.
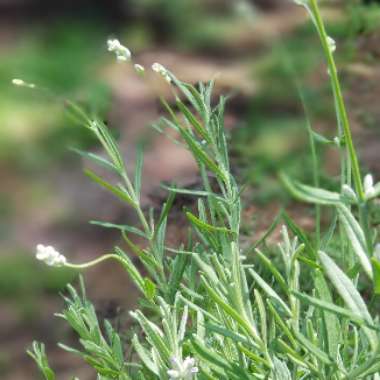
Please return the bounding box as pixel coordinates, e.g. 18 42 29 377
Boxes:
333 136 341 147
167 356 198 380
107 38 131 62
364 174 375 199
12 78 36 88
152 62 171 83
327 36 336 53
36 244 67 267
134 64 145 75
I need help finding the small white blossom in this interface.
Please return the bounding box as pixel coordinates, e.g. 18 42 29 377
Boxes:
152 62 171 83
36 244 67 267
12 78 36 88
364 174 375 199
134 63 145 75
327 36 336 53
167 356 198 380
12 79 25 86
107 38 131 62
333 136 341 147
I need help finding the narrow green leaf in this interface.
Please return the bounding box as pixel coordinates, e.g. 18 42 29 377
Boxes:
191 338 251 380
144 278 156 301
90 221 146 238
134 145 144 201
201 276 260 342
115 247 146 296
319 251 378 351
293 330 332 365
155 191 176 236
282 211 316 259
130 311 171 361
312 131 334 145
85 169 135 208
254 289 267 344
281 173 340 205
132 335 159 375
176 99 211 144
186 211 234 235
248 269 291 316
27 342 56 380
205 323 250 345
292 291 377 329
168 252 189 302
314 270 340 358
71 148 117 172
255 249 288 295
371 258 380 294
272 357 292 380
337 204 372 279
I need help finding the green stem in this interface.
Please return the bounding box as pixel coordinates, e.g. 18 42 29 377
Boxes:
308 0 364 200
65 254 124 269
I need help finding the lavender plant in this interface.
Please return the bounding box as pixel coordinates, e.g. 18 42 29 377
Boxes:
24 1 380 379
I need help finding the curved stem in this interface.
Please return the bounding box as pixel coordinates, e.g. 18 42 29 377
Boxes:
65 254 125 269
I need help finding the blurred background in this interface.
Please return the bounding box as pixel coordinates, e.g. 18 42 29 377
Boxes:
1 0 380 378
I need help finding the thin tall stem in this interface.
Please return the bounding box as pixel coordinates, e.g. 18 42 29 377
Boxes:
309 0 364 200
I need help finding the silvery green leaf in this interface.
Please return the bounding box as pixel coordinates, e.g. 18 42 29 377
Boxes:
337 204 372 279
271 357 292 380
132 335 159 375
178 305 188 341
71 148 117 173
281 173 340 205
371 256 380 295
319 251 378 351
134 144 144 201
314 271 340 358
130 310 171 361
27 342 56 380
248 269 291 316
293 329 332 365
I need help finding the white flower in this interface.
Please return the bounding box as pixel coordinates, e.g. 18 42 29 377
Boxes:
152 62 171 83
327 36 336 53
167 356 198 380
364 174 375 199
107 38 131 62
152 62 165 73
36 244 67 267
12 79 25 86
12 78 35 88
134 63 145 75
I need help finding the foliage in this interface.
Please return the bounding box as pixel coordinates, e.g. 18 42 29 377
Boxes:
28 2 380 379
